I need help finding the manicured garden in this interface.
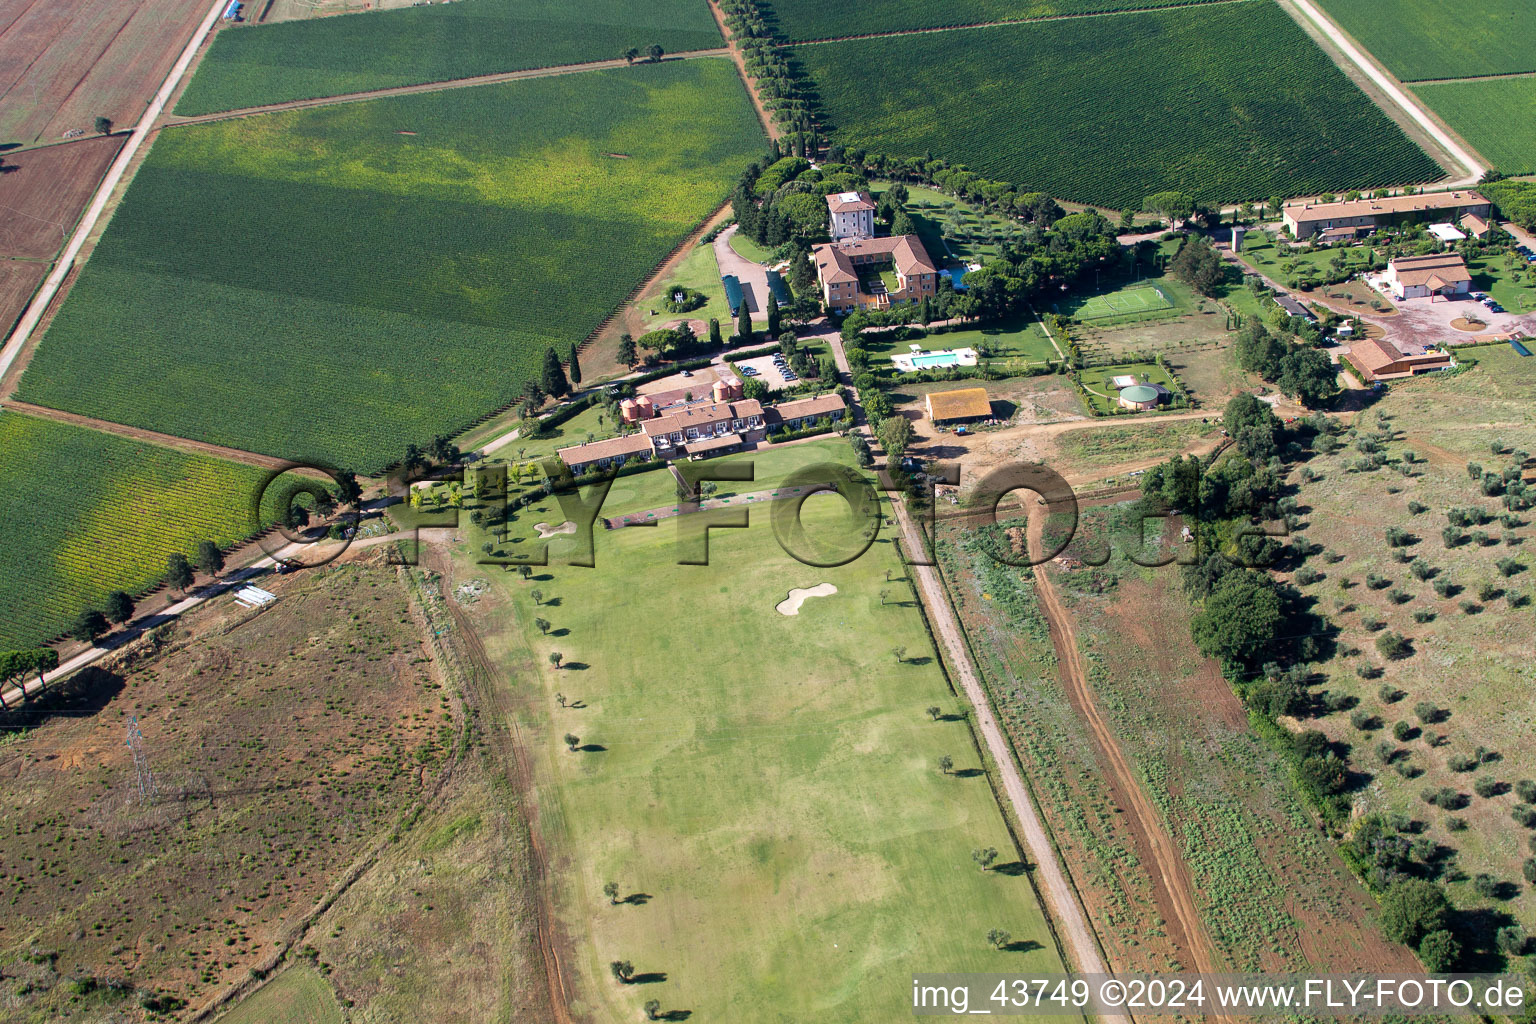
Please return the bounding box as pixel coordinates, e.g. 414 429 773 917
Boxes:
20 60 764 471
794 2 1441 208
461 439 1065 1019
1076 361 1183 415
0 411 271 651
860 315 1058 373
174 0 724 115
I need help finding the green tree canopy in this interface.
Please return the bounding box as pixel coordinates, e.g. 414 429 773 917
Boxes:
1190 569 1283 665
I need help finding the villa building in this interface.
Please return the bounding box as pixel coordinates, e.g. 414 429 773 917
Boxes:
1283 190 1490 240
814 234 939 315
827 191 876 241
1385 253 1471 300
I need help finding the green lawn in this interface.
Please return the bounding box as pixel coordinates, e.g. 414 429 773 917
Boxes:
797 3 1440 209
1237 229 1379 285
175 0 723 115
215 967 343 1024
1315 0 1536 81
727 229 779 266
860 315 1059 373
0 411 275 651
19 60 764 472
1070 285 1174 321
1415 77 1536 175
1467 254 1536 313
639 238 734 333
460 439 1064 1020
1076 361 1182 415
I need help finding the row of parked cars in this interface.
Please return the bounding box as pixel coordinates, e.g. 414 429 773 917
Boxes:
739 354 799 384
1471 291 1506 314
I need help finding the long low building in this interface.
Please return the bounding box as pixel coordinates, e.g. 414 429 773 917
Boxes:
558 393 846 474
1344 338 1455 382
1283 190 1490 240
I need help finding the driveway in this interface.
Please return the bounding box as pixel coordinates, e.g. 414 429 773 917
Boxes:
713 225 773 316
1358 274 1536 350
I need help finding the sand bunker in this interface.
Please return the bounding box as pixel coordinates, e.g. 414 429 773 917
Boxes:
775 583 837 616
534 521 578 538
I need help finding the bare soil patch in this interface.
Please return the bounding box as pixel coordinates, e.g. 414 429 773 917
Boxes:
0 552 449 1017
0 259 46 335
0 136 124 258
1449 316 1487 332
0 0 210 144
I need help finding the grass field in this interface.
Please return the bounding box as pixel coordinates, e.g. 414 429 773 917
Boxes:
1316 0 1536 81
1071 285 1174 321
174 0 723 115
0 411 274 651
795 2 1441 209
19 61 764 471
860 315 1059 374
1416 77 1536 175
761 0 1232 41
457 438 1065 1021
216 968 343 1024
1466 254 1536 314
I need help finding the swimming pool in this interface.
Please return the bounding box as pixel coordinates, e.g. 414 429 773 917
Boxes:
911 351 962 368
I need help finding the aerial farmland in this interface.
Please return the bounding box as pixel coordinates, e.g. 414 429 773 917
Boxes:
2 0 1535 1019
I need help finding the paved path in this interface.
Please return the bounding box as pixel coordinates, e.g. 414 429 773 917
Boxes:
0 0 230 385
160 50 732 128
713 225 773 316
1283 0 1486 184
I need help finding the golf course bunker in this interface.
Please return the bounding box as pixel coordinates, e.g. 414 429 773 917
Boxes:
534 521 578 539
776 583 837 616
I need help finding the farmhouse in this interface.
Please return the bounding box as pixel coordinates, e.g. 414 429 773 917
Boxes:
1283 190 1490 240
1385 253 1471 300
814 234 939 315
1344 337 1455 382
827 191 876 241
560 393 847 474
925 387 992 425
1460 213 1492 239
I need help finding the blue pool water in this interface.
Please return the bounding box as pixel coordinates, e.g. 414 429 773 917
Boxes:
941 267 968 290
912 351 962 368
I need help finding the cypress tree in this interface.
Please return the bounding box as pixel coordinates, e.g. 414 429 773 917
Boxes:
766 293 781 336
542 346 569 398
708 318 722 346
736 305 752 344
567 343 582 385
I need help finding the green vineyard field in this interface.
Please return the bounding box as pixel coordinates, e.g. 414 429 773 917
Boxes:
19 60 765 472
795 2 1442 208
0 412 270 652
759 0 1232 42
1416 77 1536 175
174 0 723 116
1315 0 1536 81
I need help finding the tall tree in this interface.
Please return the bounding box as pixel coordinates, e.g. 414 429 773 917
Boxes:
568 343 582 386
645 43 664 62
766 292 781 335
166 553 195 593
1142 190 1195 228
335 469 363 506
542 346 570 398
94 116 112 135
196 540 225 577
623 47 639 64
71 608 109 643
617 333 638 368
1169 235 1224 296
104 590 135 624
736 304 753 344
708 318 722 347
876 415 914 457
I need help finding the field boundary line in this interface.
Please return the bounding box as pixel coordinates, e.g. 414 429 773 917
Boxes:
1279 0 1485 183
161 49 733 128
1409 69 1536 86
1 400 298 469
784 0 1259 47
0 0 231 386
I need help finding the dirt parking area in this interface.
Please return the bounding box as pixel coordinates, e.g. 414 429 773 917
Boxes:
1358 276 1536 352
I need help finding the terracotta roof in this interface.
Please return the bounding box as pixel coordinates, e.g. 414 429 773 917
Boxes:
772 393 846 422
641 398 763 438
1285 190 1488 222
1345 338 1451 380
813 234 938 288
1460 213 1490 235
1389 253 1470 288
557 432 654 466
926 387 992 422
826 190 876 214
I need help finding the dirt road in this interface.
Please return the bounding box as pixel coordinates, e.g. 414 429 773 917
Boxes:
2 399 300 469
1026 509 1230 990
160 50 732 129
707 0 781 142
1282 0 1485 184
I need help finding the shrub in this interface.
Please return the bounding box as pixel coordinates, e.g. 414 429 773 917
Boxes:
1361 613 1385 631
1525 859 1536 884
1375 631 1411 659
1409 559 1434 580
1514 805 1536 828
1412 609 1435 623
1473 776 1500 799
1393 759 1422 779
1412 701 1439 723
1350 709 1379 731
1388 588 1410 604
1496 925 1528 956
1324 690 1355 713
1459 599 1481 614
1378 879 1450 946
1472 873 1499 898
1515 779 1536 803
1366 572 1392 589
1295 567 1322 585
1434 788 1467 810
1393 721 1417 741
1445 816 1468 832
1355 662 1382 679
1418 929 1460 972
1432 578 1456 597
1407 500 1428 514
1378 684 1404 704
1477 581 1502 602
1446 753 1477 773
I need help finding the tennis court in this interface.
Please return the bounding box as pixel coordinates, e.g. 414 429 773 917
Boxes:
1074 285 1174 320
